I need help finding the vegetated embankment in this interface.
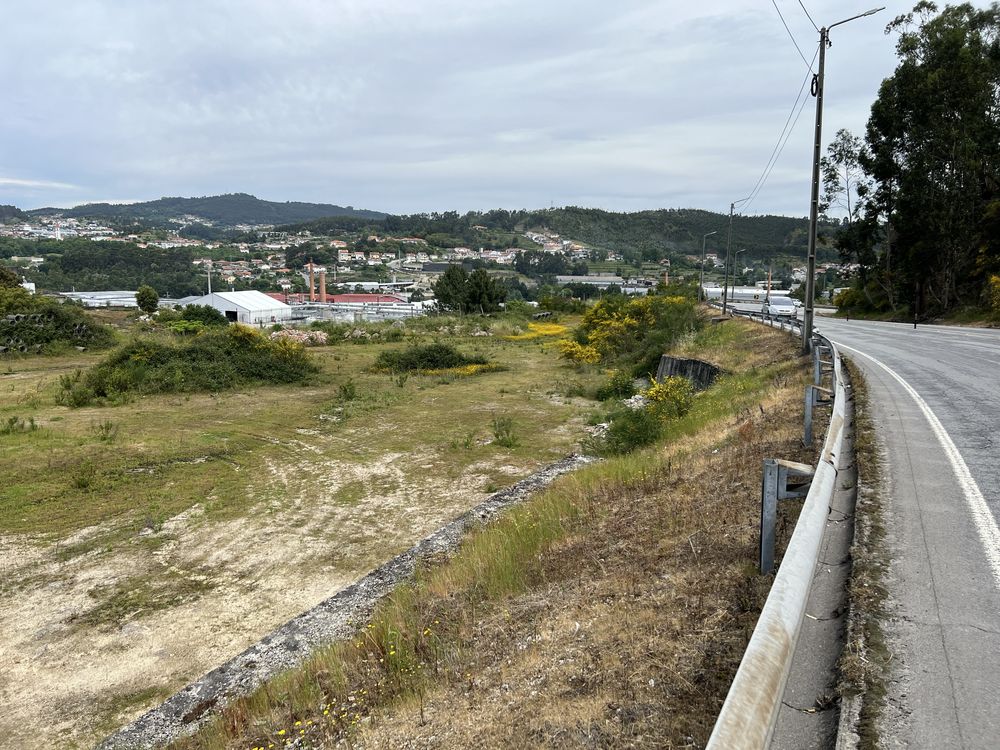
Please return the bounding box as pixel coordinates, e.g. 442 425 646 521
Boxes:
170 316 819 750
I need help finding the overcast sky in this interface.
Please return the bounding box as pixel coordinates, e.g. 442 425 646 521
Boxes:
0 1 977 218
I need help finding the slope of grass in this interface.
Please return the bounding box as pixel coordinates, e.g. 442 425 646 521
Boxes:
170 318 815 750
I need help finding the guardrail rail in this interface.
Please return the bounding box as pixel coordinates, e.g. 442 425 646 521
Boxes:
705 323 847 748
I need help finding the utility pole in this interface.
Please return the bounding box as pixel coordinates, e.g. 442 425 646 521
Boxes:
700 230 718 302
723 203 735 314
802 30 827 353
802 7 884 352
723 197 752 314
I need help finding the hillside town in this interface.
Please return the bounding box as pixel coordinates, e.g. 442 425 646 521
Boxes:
2 211 848 315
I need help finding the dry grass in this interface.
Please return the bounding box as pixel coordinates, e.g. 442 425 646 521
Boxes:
171 319 818 750
837 358 891 749
0 314 606 749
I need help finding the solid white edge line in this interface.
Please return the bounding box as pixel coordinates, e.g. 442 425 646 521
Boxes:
836 342 1000 592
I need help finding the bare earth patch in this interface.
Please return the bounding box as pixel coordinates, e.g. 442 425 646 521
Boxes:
0 335 597 748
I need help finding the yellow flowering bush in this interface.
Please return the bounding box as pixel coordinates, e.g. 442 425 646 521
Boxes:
642 376 694 420
418 363 506 377
557 339 601 364
504 321 569 340
579 294 699 367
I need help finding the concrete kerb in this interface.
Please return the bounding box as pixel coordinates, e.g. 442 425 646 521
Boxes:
98 454 593 750
706 330 847 750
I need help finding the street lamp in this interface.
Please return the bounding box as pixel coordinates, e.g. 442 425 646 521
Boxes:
801 6 884 352
700 230 718 302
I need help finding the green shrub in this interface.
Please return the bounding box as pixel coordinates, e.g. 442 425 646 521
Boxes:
55 325 317 407
179 304 228 326
338 379 357 402
575 293 702 374
373 343 488 373
595 369 636 401
165 320 205 335
0 287 114 355
491 415 518 448
587 408 663 456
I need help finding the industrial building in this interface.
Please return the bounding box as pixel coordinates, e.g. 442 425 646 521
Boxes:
189 291 292 325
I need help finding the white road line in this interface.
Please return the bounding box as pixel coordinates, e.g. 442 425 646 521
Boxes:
837 342 1000 592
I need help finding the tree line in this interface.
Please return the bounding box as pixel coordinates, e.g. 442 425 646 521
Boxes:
280 206 838 267
826 2 1000 317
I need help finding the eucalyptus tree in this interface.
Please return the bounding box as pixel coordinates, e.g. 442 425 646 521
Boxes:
862 1 1000 314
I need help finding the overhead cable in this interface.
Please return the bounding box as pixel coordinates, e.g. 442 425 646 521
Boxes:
740 43 819 213
771 0 815 72
797 0 820 32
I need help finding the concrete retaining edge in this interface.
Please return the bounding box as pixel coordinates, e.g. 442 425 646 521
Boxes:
98 454 593 750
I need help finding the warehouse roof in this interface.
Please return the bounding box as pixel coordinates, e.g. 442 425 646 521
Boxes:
192 291 291 311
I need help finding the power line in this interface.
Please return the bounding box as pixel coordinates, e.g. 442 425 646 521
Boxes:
797 0 820 32
771 0 815 72
742 79 812 213
739 43 819 212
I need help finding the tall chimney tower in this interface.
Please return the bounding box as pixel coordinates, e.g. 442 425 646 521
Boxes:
308 261 315 302
319 270 327 303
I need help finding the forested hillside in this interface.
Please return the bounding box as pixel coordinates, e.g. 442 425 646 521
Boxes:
0 205 27 222
284 207 840 264
2 239 204 297
28 193 386 227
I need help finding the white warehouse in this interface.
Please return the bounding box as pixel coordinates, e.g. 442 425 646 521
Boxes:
190 291 292 326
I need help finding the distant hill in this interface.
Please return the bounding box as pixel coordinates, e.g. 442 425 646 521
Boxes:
524 207 832 260
0 205 27 222
28 193 387 227
285 206 839 262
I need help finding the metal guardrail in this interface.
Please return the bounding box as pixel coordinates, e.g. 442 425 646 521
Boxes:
705 322 847 749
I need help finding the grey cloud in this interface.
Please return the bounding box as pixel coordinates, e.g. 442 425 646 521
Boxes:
1 0 971 215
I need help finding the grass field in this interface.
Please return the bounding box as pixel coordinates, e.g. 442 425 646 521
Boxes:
0 315 604 748
170 317 818 750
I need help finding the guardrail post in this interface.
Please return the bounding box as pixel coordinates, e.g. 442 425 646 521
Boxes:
760 459 779 573
804 386 814 446
813 345 822 385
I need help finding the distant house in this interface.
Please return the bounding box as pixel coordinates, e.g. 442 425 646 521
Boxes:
190 291 292 325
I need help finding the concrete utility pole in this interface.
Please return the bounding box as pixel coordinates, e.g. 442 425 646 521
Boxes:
802 6 884 352
723 198 750 314
700 230 718 302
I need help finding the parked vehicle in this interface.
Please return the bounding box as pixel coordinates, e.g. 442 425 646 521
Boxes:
762 296 797 318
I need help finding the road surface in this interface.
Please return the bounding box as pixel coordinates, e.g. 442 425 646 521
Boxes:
815 317 1000 749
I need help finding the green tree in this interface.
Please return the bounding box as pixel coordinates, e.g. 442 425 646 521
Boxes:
821 128 868 223
0 266 20 288
862 1 1000 314
135 284 159 314
465 268 507 313
432 265 470 312
181 304 228 326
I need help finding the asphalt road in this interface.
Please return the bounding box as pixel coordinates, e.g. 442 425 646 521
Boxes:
814 317 1000 749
